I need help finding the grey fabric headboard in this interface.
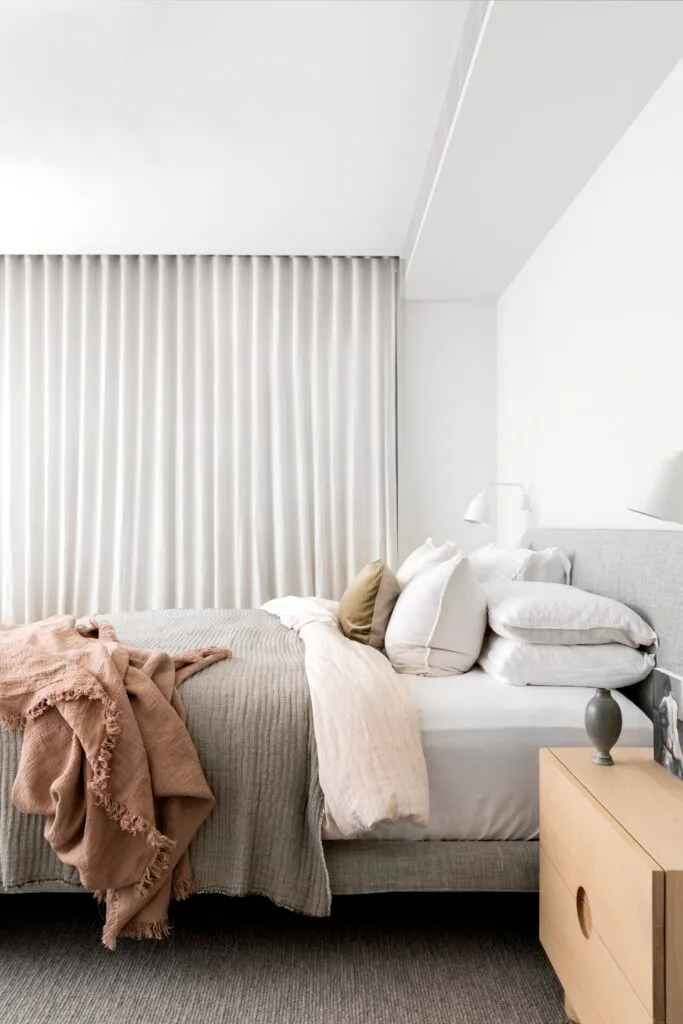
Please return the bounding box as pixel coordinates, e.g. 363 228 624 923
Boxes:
522 528 683 718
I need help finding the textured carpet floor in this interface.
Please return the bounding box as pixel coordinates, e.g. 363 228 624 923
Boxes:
0 892 565 1024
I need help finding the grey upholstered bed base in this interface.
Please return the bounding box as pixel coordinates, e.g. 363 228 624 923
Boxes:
325 839 538 894
4 841 539 897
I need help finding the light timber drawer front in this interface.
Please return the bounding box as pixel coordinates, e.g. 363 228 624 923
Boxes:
539 749 683 1024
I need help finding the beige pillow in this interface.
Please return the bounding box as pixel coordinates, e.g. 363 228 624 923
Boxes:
484 581 657 648
478 632 655 687
338 560 401 649
385 555 486 676
395 538 460 587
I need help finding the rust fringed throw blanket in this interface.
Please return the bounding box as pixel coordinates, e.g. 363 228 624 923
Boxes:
0 615 230 948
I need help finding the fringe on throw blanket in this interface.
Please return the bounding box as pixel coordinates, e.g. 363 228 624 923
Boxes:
0 615 231 949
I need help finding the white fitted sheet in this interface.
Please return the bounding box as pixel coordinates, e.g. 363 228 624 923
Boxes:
342 667 653 841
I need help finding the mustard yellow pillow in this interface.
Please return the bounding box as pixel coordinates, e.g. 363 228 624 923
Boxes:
338 560 401 649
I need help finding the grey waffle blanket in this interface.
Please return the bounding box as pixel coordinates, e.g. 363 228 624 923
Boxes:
0 609 330 916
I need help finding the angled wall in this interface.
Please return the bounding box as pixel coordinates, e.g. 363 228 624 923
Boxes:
497 61 683 542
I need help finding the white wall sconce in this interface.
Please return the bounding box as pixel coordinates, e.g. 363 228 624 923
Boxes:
464 482 531 527
628 451 683 525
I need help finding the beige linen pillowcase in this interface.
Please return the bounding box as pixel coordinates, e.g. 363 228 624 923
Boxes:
395 538 460 588
469 545 571 584
484 581 657 648
338 560 401 649
478 632 655 687
384 555 487 676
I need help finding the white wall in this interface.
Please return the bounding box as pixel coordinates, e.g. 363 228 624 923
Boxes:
497 59 683 544
398 302 496 557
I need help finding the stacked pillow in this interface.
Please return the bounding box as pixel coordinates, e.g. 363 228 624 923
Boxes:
478 581 657 688
469 544 571 584
394 538 459 587
385 554 486 676
337 538 487 676
336 540 656 689
338 559 401 650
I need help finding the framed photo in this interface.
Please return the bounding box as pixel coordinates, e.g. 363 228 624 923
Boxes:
653 668 683 781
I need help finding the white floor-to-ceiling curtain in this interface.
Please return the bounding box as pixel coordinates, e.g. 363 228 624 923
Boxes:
0 255 397 622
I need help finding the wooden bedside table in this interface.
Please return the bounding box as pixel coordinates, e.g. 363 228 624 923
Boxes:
539 747 683 1024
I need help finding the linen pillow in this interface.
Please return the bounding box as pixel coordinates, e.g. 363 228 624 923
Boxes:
395 538 460 588
484 581 657 648
479 632 655 688
384 555 486 676
469 544 571 584
338 560 401 649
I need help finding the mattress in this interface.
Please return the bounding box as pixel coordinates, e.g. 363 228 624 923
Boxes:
345 667 653 842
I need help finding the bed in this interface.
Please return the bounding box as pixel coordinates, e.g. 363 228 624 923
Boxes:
1 527 681 908
327 526 683 894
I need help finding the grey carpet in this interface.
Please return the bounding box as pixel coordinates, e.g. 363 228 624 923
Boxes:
0 892 565 1024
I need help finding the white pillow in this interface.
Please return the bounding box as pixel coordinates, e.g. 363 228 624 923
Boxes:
395 538 460 588
385 555 486 676
479 632 655 688
469 545 571 584
484 581 657 648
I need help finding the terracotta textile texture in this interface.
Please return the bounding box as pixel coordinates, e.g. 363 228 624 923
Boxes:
0 615 229 948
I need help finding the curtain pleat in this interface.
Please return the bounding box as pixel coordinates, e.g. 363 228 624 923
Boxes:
0 255 397 622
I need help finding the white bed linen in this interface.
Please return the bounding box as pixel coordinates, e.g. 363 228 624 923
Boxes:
263 596 429 837
331 667 653 842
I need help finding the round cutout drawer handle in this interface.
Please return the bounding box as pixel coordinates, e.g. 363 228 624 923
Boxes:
576 886 592 939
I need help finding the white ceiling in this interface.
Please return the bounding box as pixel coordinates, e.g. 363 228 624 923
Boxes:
404 0 683 300
3 0 682 274
0 0 467 255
